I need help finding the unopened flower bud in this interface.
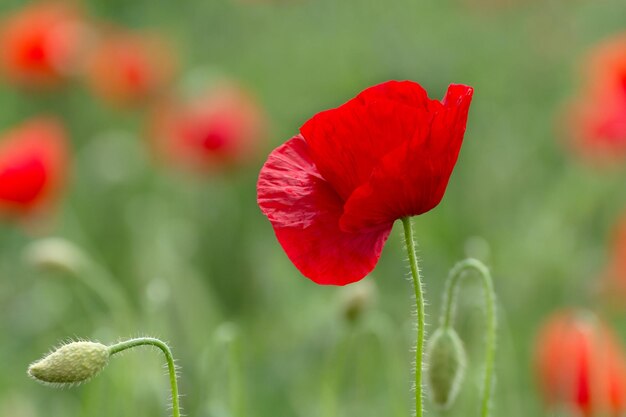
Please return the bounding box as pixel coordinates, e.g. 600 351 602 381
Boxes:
426 327 467 409
24 238 84 275
339 280 377 323
28 341 110 386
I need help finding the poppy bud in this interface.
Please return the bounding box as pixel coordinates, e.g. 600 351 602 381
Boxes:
426 327 467 409
28 341 110 386
24 237 83 274
339 280 377 323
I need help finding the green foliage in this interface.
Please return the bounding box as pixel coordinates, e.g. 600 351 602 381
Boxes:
1 0 626 416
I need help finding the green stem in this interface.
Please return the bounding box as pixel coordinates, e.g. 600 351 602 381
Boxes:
78 256 135 321
441 258 497 417
321 330 350 417
62 207 135 320
227 333 245 417
108 338 181 417
401 217 425 417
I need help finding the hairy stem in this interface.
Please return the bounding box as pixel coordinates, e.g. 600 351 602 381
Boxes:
109 337 181 417
401 217 425 417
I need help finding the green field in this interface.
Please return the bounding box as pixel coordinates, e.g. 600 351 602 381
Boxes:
2 1 626 416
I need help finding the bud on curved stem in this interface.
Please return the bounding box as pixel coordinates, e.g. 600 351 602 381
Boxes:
426 327 466 409
28 341 110 386
438 258 497 417
28 337 182 417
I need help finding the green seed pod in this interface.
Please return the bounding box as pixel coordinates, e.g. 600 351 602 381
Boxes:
28 341 110 386
426 327 467 409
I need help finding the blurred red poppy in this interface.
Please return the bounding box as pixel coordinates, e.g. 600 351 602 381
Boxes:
534 310 626 417
149 82 267 172
257 80 473 285
0 117 69 218
0 1 87 88
562 34 626 164
85 31 175 106
599 216 626 305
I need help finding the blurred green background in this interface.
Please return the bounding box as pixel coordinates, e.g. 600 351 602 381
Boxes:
2 0 626 416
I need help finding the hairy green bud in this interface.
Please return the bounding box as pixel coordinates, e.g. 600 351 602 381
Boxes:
28 341 110 386
426 327 466 409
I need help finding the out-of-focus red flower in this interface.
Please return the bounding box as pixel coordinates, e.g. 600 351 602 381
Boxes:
85 31 175 106
0 117 69 218
149 82 267 171
534 310 626 417
599 216 626 305
562 34 626 164
257 80 473 285
0 1 87 88
585 35 626 99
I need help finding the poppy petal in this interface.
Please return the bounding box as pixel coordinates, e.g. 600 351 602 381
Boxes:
356 80 430 109
300 81 432 200
340 84 473 231
257 135 392 285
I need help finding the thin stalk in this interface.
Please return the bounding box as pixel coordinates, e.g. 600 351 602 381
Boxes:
401 217 425 417
108 337 181 417
441 258 497 417
228 333 245 417
78 257 135 321
320 331 350 417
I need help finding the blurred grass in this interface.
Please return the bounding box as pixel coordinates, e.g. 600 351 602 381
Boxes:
1 0 626 416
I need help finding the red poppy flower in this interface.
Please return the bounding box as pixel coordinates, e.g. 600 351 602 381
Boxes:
534 310 626 417
257 81 473 285
0 117 69 218
149 82 267 172
598 215 626 305
0 1 87 88
562 34 626 164
85 31 175 106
